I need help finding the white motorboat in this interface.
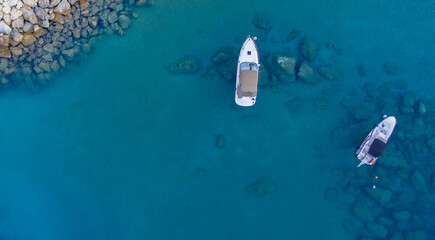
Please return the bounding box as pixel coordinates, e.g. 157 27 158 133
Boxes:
235 35 260 107
356 115 397 167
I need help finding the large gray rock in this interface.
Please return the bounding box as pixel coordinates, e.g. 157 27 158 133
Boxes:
22 5 39 24
299 37 319 62
54 0 71 15
10 8 23 20
38 0 50 8
0 20 12 35
23 0 38 7
297 61 320 84
11 29 23 42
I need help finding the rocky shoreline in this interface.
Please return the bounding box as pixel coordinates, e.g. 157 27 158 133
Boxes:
0 0 155 88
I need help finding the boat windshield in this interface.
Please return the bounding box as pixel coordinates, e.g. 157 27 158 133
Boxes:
368 138 387 157
240 62 258 71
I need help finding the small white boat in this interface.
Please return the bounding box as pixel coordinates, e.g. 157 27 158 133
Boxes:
235 35 260 107
356 115 397 167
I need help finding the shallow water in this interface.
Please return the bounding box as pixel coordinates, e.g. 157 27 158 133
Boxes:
0 0 434 239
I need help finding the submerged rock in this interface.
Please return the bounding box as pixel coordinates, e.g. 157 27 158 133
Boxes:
351 201 377 222
312 97 328 113
357 64 367 77
392 211 410 222
318 65 342 80
245 177 276 197
285 96 303 117
299 37 319 62
410 170 428 193
215 134 227 149
297 61 320 84
252 12 272 31
364 186 392 205
258 64 269 87
382 61 398 75
405 231 428 240
266 53 297 83
367 222 388 238
379 150 407 169
211 47 237 80
403 93 415 107
285 29 301 42
330 121 373 147
165 56 202 74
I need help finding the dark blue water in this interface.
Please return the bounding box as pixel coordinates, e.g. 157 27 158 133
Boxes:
1 0 434 239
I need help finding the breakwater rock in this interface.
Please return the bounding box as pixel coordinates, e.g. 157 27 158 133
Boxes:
0 0 155 88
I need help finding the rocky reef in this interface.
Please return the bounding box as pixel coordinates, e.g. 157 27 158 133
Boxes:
0 0 155 88
328 79 435 239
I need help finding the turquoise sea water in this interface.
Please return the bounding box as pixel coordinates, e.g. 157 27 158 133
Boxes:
1 0 434 239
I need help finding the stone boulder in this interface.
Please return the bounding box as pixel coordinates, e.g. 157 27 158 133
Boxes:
378 150 407 168
297 61 320 84
215 134 226 149
286 29 301 42
0 20 12 35
252 12 272 31
0 46 11 58
118 15 131 29
0 35 10 47
245 177 276 197
318 65 342 80
266 53 297 83
54 0 71 15
285 97 303 117
23 0 37 7
10 8 23 20
364 186 392 205
165 56 202 74
22 4 39 24
21 32 36 46
299 37 319 62
351 201 377 222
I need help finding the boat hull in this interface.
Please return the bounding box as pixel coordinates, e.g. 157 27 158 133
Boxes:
235 36 259 107
356 116 396 167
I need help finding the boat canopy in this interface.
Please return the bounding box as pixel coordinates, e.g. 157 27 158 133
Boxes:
238 69 258 97
368 138 387 157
